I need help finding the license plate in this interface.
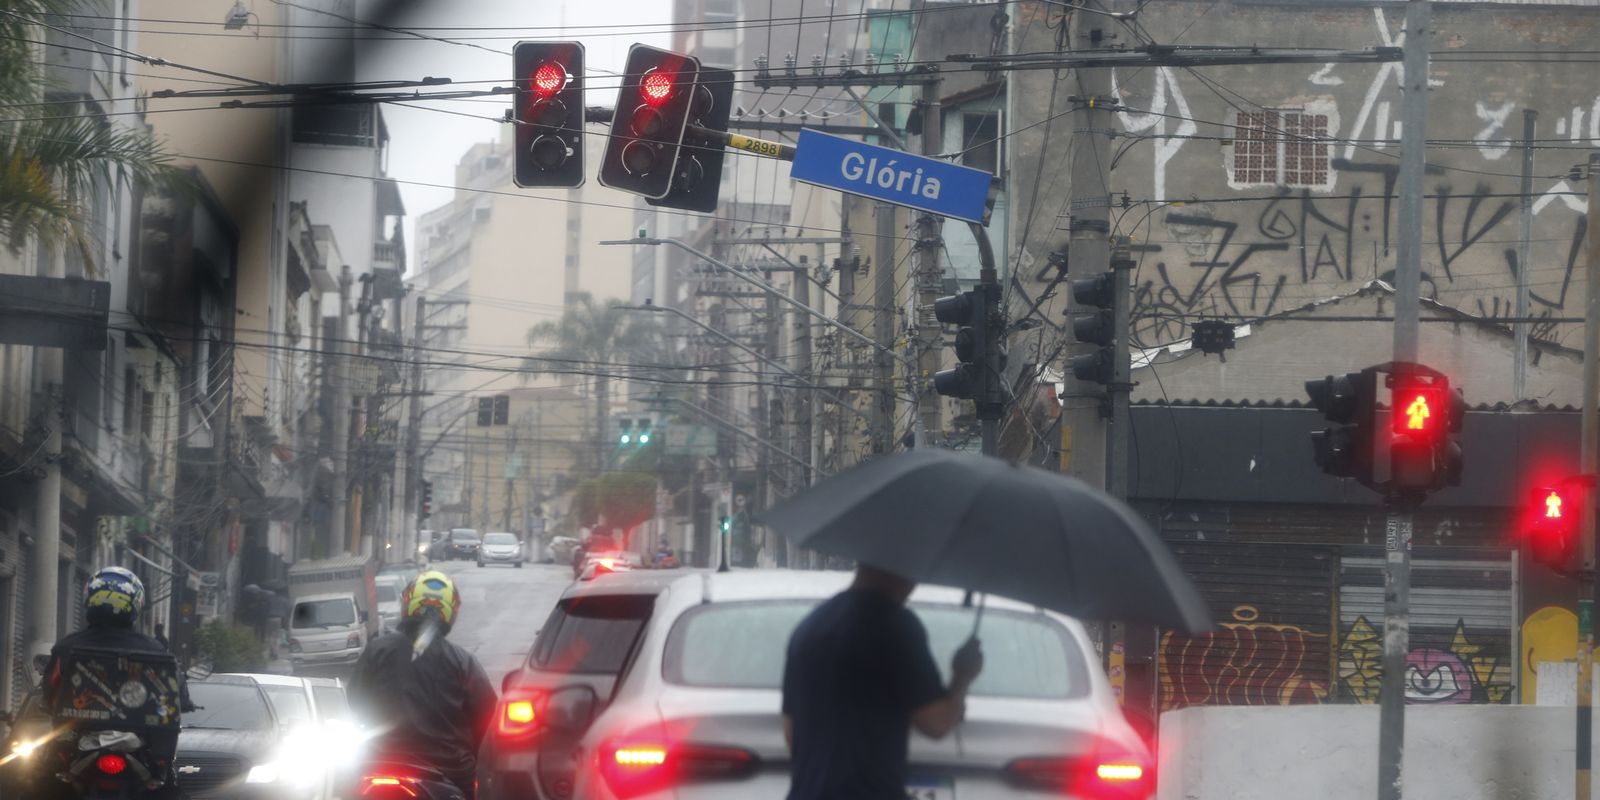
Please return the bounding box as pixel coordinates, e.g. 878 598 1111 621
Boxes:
906 778 955 800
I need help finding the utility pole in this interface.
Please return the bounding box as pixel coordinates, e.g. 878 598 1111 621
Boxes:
873 202 898 454
915 81 945 447
1379 3 1429 799
1061 2 1113 488
1514 110 1537 402
402 295 426 563
1578 149 1600 800
503 419 518 532
330 266 352 555
762 276 781 566
28 246 63 665
795 254 816 569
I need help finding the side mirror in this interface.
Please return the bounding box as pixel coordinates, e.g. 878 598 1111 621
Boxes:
543 685 599 736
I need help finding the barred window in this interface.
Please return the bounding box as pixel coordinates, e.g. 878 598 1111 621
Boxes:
1232 110 1330 188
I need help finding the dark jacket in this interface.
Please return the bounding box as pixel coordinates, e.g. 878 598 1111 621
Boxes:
347 621 498 775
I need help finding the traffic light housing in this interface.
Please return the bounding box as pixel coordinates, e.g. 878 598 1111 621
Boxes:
493 394 510 426
617 419 634 446
477 397 494 427
599 44 701 200
512 41 585 188
932 284 1005 420
719 515 732 533
420 480 434 519
1305 369 1377 484
1527 484 1579 570
636 419 653 445
1066 273 1116 385
648 66 733 212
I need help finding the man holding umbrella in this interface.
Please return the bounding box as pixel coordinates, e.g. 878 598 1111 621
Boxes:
781 563 983 799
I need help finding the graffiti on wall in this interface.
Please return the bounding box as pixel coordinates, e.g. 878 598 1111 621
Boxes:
1339 616 1513 704
1521 605 1578 704
1158 605 1329 711
1102 5 1594 349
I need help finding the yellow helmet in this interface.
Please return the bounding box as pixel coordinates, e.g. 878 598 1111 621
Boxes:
401 570 461 626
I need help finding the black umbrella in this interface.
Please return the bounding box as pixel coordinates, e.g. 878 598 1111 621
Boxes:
758 448 1212 634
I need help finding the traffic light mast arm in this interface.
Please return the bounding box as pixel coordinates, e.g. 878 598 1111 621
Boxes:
582 106 795 161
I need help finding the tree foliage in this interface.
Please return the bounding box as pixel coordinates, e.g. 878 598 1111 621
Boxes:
0 0 189 266
194 619 265 673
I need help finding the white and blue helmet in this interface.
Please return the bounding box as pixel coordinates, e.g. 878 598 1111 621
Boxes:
85 566 145 625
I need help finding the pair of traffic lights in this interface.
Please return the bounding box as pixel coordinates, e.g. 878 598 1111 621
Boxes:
1304 363 1464 498
512 41 734 212
617 418 654 447
932 284 1005 421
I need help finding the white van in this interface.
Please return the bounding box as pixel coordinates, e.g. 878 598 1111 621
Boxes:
374 574 405 633
287 592 366 673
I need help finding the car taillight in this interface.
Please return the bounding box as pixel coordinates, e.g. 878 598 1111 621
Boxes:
347 632 362 648
497 695 542 738
1005 755 1152 797
289 638 302 653
598 739 758 799
361 774 420 798
96 753 127 775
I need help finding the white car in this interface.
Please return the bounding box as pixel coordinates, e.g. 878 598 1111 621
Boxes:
549 570 1151 800
478 532 525 567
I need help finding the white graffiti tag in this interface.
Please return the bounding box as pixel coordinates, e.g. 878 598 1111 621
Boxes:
1111 66 1196 201
1472 101 1514 161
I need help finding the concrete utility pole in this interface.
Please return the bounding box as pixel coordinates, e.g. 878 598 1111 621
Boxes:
1514 110 1537 402
1379 3 1429 799
1061 2 1113 489
330 266 352 555
28 246 63 664
915 81 945 447
1578 149 1600 800
402 295 426 561
873 202 898 454
762 278 782 565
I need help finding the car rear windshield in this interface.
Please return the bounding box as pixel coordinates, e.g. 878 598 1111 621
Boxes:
452 530 480 541
261 684 312 728
375 582 399 603
186 683 272 730
663 600 1090 699
484 533 517 545
293 598 356 628
529 594 654 675
312 686 350 722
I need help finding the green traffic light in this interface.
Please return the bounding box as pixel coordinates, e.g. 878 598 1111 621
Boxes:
719 516 731 532
619 433 631 445
639 432 651 444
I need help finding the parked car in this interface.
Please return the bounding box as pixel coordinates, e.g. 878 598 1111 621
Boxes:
446 528 483 560
0 689 52 798
288 591 369 674
374 573 405 632
479 531 525 568
546 570 1151 800
479 570 680 800
546 536 581 565
378 560 422 588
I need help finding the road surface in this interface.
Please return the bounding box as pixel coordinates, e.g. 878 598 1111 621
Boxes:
428 558 572 682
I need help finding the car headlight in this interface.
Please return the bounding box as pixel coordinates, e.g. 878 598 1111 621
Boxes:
245 763 279 784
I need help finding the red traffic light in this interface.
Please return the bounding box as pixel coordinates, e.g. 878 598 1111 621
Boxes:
1392 384 1444 436
640 70 674 105
1543 488 1565 520
531 61 565 98
1527 484 1579 570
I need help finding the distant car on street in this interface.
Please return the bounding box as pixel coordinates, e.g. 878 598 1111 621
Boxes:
446 528 482 560
374 573 405 633
479 570 679 800
549 570 1151 800
546 536 580 565
478 531 525 568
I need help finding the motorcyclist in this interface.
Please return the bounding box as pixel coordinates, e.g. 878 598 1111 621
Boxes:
39 567 186 800
652 537 678 568
348 570 497 799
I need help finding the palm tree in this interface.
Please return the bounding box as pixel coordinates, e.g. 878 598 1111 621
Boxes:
525 293 672 473
1 0 185 266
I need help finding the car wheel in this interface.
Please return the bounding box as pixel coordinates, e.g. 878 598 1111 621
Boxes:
477 561 484 568
515 561 523 568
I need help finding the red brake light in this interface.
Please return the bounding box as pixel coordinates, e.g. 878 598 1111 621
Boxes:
361 775 419 798
1005 755 1152 796
498 696 541 738
599 739 758 799
96 753 127 775
640 71 673 105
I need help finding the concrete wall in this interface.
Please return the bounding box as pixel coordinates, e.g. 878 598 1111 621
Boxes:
1159 704 1589 800
1010 0 1600 357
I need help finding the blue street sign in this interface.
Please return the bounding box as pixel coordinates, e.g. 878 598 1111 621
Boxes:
790 129 994 224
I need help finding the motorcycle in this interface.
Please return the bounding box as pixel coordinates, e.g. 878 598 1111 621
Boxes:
53 730 171 799
357 761 468 800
